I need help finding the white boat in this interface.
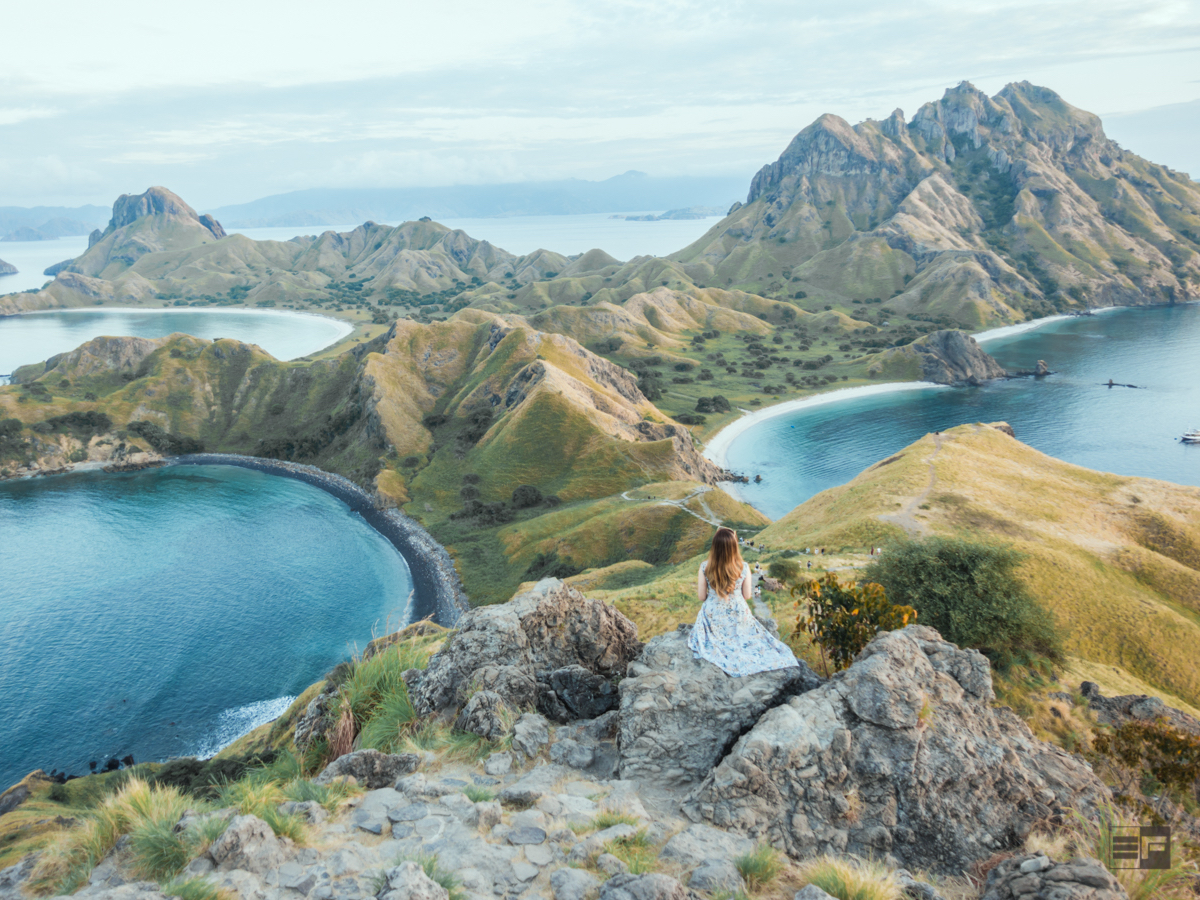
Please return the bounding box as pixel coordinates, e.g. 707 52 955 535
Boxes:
1183 428 1200 444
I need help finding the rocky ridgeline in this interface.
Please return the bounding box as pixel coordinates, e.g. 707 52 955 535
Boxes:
1 580 1123 900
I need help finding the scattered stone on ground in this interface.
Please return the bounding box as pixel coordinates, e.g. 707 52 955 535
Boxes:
980 853 1128 899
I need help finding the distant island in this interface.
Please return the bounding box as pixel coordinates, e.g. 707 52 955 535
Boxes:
609 206 730 221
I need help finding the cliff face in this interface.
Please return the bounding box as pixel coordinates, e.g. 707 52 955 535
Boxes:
675 81 1200 328
0 258 16 276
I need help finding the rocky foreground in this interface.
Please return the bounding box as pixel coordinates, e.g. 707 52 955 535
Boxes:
1 580 1128 900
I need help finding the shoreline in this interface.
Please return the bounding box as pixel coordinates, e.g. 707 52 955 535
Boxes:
171 454 469 628
0 306 355 363
703 381 948 470
702 305 1147 471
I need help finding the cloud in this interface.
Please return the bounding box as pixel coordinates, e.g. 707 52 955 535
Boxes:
0 106 58 127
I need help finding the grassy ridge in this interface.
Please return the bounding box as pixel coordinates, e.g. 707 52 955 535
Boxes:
756 424 1200 709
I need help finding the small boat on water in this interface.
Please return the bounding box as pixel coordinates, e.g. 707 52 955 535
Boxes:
1182 428 1200 444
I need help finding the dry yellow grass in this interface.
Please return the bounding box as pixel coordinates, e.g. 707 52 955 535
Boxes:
755 423 1200 709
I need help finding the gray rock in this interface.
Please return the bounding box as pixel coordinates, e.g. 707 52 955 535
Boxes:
550 738 596 770
507 826 547 845
377 862 450 900
512 713 551 760
597 853 630 876
209 814 287 875
500 764 569 805
618 625 821 785
512 861 540 882
485 752 513 776
315 749 420 789
598 873 692 900
894 869 947 900
69 882 168 900
294 690 334 750
279 800 329 823
388 803 429 822
0 856 36 900
980 854 1127 900
475 801 502 830
660 825 753 867
1080 681 1200 735
794 887 837 900
408 579 642 716
551 665 620 719
525 843 556 866
682 626 1110 874
455 691 512 742
551 868 601 900
688 861 744 894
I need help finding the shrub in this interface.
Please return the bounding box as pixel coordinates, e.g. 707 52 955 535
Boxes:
511 484 543 508
863 538 1063 669
31 410 113 436
793 574 917 674
523 551 582 580
401 456 420 468
127 420 204 455
767 559 800 582
1091 718 1200 820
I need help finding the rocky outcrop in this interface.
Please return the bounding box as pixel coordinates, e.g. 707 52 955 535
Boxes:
681 625 1109 873
198 214 227 239
0 257 16 276
11 334 168 383
407 578 642 717
911 330 1007 384
1080 682 1200 736
980 854 1127 900
617 626 822 786
43 258 73 277
377 861 449 900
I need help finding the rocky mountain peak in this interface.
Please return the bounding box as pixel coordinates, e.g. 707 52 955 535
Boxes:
103 186 226 241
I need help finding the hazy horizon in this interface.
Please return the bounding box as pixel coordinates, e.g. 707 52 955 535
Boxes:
1 0 1198 210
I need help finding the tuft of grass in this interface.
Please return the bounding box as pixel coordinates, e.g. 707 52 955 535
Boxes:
281 777 357 813
734 845 783 892
593 811 640 829
602 830 657 875
798 856 901 900
213 779 305 842
461 785 495 803
29 777 195 895
129 819 193 881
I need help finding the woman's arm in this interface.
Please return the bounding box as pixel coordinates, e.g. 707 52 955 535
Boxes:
741 566 752 600
697 568 708 603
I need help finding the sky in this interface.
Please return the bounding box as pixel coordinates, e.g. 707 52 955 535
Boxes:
1 0 1198 210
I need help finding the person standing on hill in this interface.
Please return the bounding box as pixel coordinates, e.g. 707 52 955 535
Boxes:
689 527 799 677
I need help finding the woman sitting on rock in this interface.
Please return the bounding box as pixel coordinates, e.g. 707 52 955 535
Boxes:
689 526 799 677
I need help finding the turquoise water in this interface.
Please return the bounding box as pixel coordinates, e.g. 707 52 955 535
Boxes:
0 309 351 379
723 305 1200 520
0 465 414 788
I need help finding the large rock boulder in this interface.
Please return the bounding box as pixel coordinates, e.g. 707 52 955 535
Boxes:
980 854 1127 899
682 625 1109 874
314 749 420 788
408 578 642 717
208 814 286 875
617 625 822 786
376 862 450 900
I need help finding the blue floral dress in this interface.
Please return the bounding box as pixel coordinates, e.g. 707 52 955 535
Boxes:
689 561 799 677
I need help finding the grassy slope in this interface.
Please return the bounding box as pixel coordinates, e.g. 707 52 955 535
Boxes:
755 423 1200 709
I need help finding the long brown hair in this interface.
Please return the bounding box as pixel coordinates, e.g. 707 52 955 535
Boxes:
705 527 744 598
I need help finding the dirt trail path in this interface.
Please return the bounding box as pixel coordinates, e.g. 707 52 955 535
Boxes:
621 485 723 527
877 433 944 537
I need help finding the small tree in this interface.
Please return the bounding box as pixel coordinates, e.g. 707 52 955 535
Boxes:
767 559 800 582
864 537 1062 670
511 484 543 508
793 574 917 675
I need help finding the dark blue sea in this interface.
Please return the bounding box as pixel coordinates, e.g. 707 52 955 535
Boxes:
722 305 1200 519
0 465 413 788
